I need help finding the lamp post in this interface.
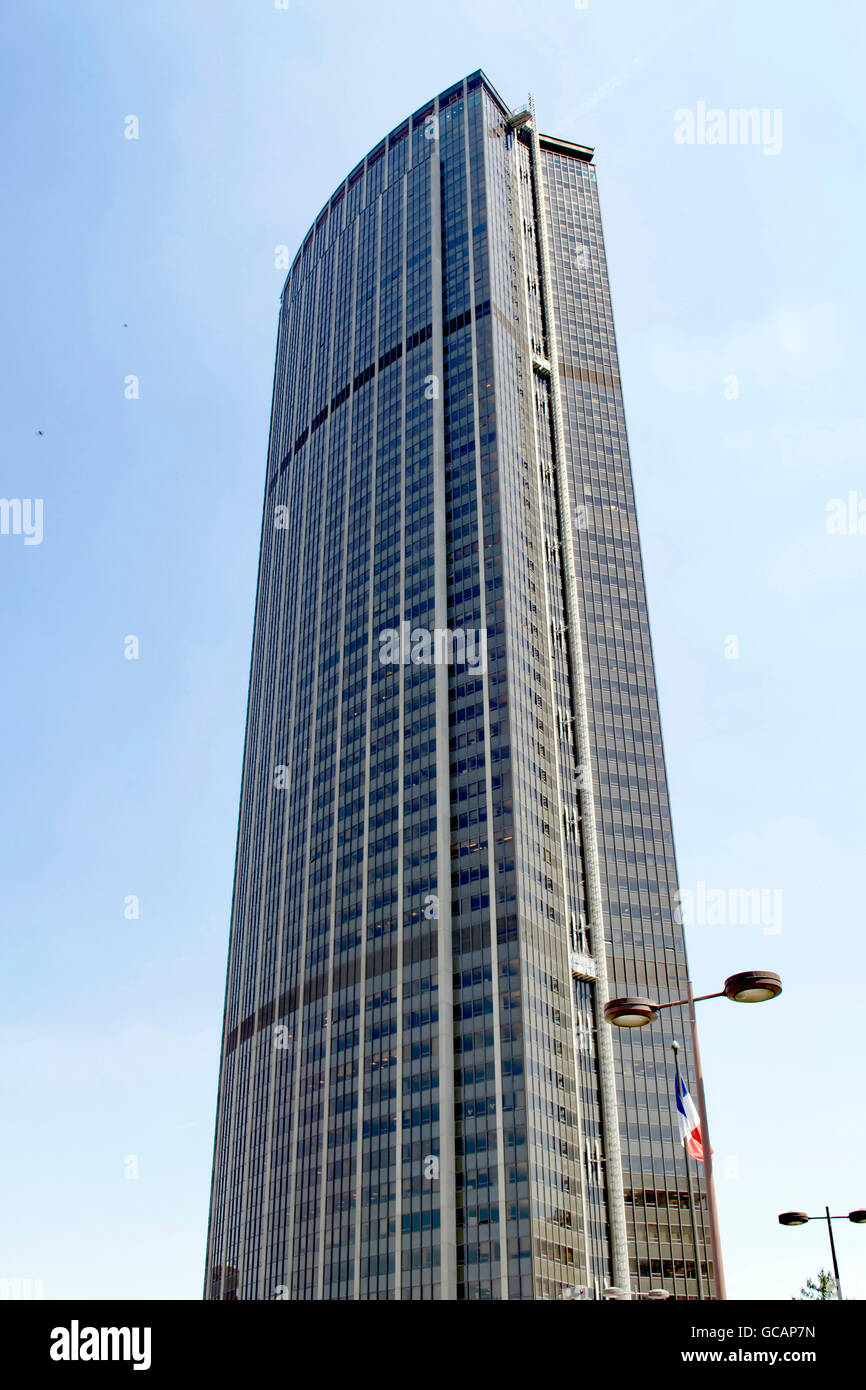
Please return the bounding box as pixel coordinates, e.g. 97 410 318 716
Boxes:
604 970 782 1302
778 1207 866 1300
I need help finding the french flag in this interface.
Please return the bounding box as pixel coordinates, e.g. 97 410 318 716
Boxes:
675 1072 709 1162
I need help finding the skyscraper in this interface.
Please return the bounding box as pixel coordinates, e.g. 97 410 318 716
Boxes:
205 70 713 1301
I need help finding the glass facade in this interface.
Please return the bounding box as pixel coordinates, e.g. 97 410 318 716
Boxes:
205 70 712 1301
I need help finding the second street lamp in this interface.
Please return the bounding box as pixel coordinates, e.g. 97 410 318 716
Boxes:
604 969 782 1302
723 971 783 1003
603 1285 672 1301
778 1207 866 1300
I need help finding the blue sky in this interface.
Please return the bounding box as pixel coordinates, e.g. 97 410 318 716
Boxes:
1 0 864 1301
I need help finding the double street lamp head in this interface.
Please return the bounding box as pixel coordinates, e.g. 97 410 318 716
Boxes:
604 970 782 1027
779 1210 866 1226
603 1285 672 1301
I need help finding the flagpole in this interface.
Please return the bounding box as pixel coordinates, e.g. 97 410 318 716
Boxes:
671 1040 705 1300
687 978 727 1299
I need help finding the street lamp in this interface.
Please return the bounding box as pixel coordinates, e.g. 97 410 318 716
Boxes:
722 971 783 1003
603 1285 672 1301
778 1206 865 1299
604 969 782 1302
604 973 783 1028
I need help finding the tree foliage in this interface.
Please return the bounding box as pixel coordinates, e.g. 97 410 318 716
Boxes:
793 1268 839 1300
